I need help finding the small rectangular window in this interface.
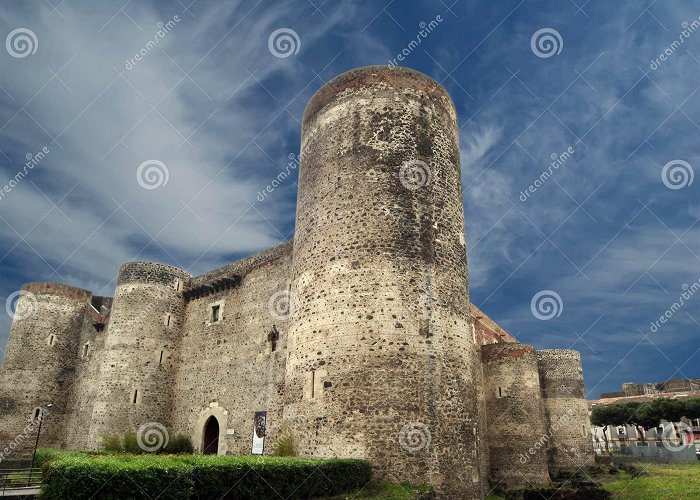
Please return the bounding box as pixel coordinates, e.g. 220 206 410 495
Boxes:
83 343 90 357
304 371 315 399
207 300 225 325
165 313 171 327
132 389 139 404
304 369 328 399
159 350 164 364
268 326 279 352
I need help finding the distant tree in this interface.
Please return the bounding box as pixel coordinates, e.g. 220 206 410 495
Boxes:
621 402 647 444
628 398 700 439
683 398 700 420
656 398 685 421
636 400 663 429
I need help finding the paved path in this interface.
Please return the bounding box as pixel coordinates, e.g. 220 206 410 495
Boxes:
0 487 40 497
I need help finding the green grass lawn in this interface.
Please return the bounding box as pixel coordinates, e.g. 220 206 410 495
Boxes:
448 463 700 500
319 482 433 499
603 462 700 499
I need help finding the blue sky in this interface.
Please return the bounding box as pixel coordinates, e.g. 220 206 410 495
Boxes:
0 0 698 399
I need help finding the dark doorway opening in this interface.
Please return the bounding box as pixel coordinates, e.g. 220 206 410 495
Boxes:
202 416 220 455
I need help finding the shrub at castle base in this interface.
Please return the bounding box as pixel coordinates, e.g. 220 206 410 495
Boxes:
39 454 372 500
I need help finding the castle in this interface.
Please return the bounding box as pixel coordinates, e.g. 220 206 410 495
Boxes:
0 67 593 498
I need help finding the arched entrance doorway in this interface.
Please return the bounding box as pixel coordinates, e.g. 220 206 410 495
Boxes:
202 416 220 454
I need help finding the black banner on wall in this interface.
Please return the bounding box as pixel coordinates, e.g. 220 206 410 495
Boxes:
252 411 266 455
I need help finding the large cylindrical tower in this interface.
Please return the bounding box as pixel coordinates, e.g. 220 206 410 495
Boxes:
0 283 88 461
284 66 483 497
536 349 594 471
481 343 550 488
88 262 190 449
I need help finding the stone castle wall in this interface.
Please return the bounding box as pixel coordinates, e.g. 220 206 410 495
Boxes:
481 343 550 487
285 66 483 498
537 349 594 470
170 242 292 455
62 303 110 450
0 283 91 461
472 304 518 346
0 67 594 496
87 262 191 449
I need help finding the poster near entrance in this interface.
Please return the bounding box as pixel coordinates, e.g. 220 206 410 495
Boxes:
252 411 266 455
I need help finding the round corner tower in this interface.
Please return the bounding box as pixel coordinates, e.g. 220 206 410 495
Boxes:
88 262 190 449
0 283 90 458
284 66 483 497
536 349 594 471
481 343 550 488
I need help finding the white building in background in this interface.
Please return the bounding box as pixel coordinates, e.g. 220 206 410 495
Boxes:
590 419 700 454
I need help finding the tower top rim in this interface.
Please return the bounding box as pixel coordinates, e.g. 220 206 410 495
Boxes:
303 65 454 127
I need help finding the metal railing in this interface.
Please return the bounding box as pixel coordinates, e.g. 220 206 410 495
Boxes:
0 468 41 495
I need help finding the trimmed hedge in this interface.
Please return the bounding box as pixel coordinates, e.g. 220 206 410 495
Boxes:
40 455 192 500
39 454 372 500
185 456 373 499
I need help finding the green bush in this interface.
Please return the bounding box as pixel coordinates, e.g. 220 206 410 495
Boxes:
165 434 194 454
272 421 296 457
102 434 122 453
102 429 178 454
122 430 143 454
39 454 373 500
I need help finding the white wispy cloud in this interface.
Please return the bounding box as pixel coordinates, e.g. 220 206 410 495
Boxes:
0 0 353 296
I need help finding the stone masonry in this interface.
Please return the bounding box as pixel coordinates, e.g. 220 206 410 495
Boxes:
0 67 593 498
